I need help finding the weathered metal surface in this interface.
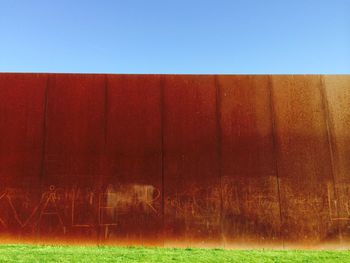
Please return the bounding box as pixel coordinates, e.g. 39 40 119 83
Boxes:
43 74 106 240
0 74 47 187
323 76 350 242
218 75 281 246
0 73 349 247
44 74 106 186
0 74 47 240
162 75 221 247
103 75 163 245
270 75 337 246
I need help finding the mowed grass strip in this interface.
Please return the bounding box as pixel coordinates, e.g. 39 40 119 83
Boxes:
0 245 350 263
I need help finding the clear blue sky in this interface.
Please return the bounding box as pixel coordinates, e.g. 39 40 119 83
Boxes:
0 0 349 74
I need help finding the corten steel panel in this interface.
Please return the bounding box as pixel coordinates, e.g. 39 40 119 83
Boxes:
103 75 163 245
0 73 47 239
2 73 350 247
218 75 281 246
162 75 221 247
323 76 350 241
42 74 106 241
271 75 336 245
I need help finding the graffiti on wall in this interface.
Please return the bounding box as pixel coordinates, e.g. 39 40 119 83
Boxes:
0 183 161 237
0 177 345 240
327 183 350 221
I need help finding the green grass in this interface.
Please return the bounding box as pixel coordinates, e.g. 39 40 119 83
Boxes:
0 244 349 263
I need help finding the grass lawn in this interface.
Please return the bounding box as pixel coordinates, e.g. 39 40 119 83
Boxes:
0 244 349 262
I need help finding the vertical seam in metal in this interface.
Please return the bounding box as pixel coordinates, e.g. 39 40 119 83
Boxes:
38 73 49 241
267 75 284 248
160 75 165 247
319 75 341 242
215 75 224 247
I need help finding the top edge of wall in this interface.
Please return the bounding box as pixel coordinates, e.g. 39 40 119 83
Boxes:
0 73 349 77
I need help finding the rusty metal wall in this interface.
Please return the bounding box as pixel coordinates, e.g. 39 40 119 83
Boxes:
218 75 281 247
323 75 350 244
104 75 163 245
0 74 48 242
0 73 349 247
162 75 221 247
270 76 338 246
